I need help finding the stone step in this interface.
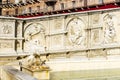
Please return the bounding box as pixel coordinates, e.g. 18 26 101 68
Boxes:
3 66 38 80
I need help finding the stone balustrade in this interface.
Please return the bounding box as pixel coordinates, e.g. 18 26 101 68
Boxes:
3 66 38 80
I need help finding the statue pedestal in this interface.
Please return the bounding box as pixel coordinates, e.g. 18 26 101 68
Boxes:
22 66 50 80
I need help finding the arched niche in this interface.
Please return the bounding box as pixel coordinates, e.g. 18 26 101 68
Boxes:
66 17 86 47
24 23 46 53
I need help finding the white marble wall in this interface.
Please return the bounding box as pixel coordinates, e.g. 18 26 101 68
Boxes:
1 10 120 80
23 9 120 59
0 9 120 58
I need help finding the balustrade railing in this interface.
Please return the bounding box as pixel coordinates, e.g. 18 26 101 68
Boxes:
3 66 38 80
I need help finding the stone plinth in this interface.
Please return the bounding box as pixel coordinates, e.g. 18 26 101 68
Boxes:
22 66 50 80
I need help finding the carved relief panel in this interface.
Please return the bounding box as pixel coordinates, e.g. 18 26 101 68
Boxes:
49 35 64 50
24 23 45 53
50 17 64 34
0 20 15 37
0 40 14 52
102 13 116 44
89 12 118 47
54 17 64 30
0 25 13 36
66 17 86 48
89 12 103 46
1 25 13 34
89 12 101 26
91 28 102 46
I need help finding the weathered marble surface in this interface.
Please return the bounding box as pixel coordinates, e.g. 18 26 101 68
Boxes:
0 9 120 59
1 9 120 80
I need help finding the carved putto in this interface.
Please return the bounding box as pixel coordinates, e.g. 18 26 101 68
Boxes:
103 14 116 43
67 18 86 46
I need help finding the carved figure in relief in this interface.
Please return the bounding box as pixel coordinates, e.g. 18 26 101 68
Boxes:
25 24 44 41
68 18 85 46
103 14 116 43
25 23 45 53
26 34 44 53
68 18 85 45
26 38 44 53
